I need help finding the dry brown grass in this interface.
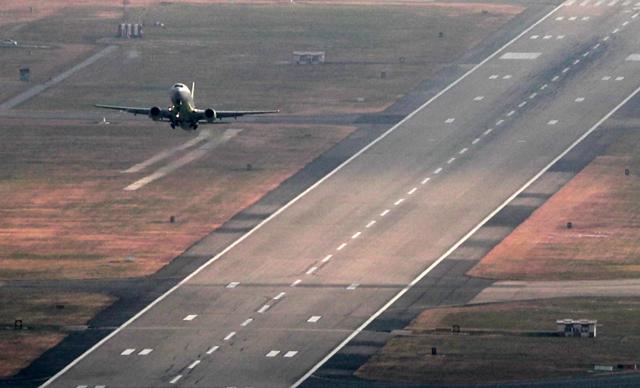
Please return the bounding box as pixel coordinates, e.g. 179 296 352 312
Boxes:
469 132 640 281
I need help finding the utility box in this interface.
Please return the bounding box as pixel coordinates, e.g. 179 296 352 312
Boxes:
293 51 325 65
556 319 597 338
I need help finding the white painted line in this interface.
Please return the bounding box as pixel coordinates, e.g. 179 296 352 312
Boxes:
500 52 541 59
626 54 640 61
266 350 280 358
307 315 322 323
121 348 135 356
543 34 552 39
489 74 499 79
284 351 299 358
366 220 376 228
473 95 485 101
548 120 559 125
421 177 431 184
351 231 362 239
552 75 560 82
347 283 359 290
183 314 198 321
447 157 456 164
633 13 639 18
408 187 417 195
622 21 629 26
502 74 512 79
291 279 302 287
170 375 182 384
484 128 493 136
274 292 286 300
615 76 625 81
573 59 580 65
602 76 612 80
322 254 333 262
241 318 253 327
76 385 88 388
95 386 106 388
41 2 570 385
562 67 570 73
188 360 201 369
541 84 548 90
292 80 640 388
557 35 565 39
224 332 236 341
529 92 538 99
337 243 347 251
459 147 468 155
518 101 527 108
594 43 601 50
603 36 609 41
569 16 577 21
575 97 585 102
507 110 516 116
583 16 591 20
434 167 443 174
580 0 590 5
306 266 318 275
556 16 565 20
472 138 480 145
530 35 539 39
206 346 219 354
380 209 390 217
445 118 455 124
394 198 405 206
583 51 590 57
612 28 620 33
226 282 240 288
138 348 153 356
496 119 505 126
258 304 270 313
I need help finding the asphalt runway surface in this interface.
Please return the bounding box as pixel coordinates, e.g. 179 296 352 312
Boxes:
26 0 640 387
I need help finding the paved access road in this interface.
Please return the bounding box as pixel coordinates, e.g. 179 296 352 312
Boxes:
42 1 640 387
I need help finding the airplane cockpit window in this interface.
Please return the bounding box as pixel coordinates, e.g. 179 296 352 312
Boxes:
173 83 182 88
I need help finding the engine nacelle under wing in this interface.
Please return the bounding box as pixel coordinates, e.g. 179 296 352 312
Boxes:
204 108 217 123
149 106 162 121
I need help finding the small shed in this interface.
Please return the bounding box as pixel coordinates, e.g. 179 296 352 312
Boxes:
556 319 597 338
293 51 325 65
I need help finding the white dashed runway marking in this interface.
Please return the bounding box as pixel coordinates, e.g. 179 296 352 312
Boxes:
500 52 542 59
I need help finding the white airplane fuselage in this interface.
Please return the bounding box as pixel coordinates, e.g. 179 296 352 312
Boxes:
169 83 198 130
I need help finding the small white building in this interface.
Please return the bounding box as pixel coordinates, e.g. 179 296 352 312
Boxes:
293 51 325 65
556 319 597 338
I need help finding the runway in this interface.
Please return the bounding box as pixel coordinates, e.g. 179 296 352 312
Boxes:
42 1 640 387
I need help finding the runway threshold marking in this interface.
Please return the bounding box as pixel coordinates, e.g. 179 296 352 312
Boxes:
307 316 322 323
120 348 135 356
38 1 569 386
138 348 153 355
284 351 298 358
183 314 198 321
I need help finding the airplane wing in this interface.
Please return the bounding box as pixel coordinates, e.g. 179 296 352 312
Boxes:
215 110 279 119
94 104 172 120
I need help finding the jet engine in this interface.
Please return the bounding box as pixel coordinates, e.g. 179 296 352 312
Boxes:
149 106 162 121
204 108 217 123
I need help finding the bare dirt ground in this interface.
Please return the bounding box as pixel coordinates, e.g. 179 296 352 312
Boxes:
358 298 640 384
469 131 640 281
0 0 521 380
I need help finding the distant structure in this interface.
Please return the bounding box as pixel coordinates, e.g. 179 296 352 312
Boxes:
19 67 30 82
293 51 325 65
117 23 143 38
556 319 597 337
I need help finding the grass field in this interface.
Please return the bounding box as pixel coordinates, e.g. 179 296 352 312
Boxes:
358 297 640 384
469 130 640 281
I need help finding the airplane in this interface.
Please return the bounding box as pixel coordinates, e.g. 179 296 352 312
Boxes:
95 82 279 130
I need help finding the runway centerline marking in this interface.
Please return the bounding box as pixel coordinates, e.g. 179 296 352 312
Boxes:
188 360 201 369
380 209 390 217
274 292 286 300
223 332 236 341
352 232 362 239
306 266 318 275
206 346 219 354
496 119 505 126
408 187 418 195
483 128 493 136
226 282 240 288
445 118 455 124
183 314 197 321
169 375 182 384
366 220 376 228
241 318 253 327
575 97 585 102
394 198 405 206
459 148 468 154
307 316 322 323
548 120 559 125
447 157 456 164
530 92 537 99
346 283 359 290
434 167 443 174
474 95 485 101
257 304 270 313
421 177 431 184
322 254 333 262
291 279 302 287
472 138 480 145
337 243 347 251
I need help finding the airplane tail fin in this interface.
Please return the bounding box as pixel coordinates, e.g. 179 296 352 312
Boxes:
191 81 195 100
